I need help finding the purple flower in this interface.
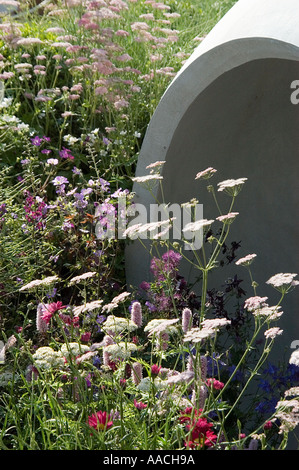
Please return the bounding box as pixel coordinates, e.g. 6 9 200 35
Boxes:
41 149 51 154
52 176 69 186
59 147 74 160
31 136 42 146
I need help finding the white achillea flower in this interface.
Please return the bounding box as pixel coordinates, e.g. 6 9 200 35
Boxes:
235 253 257 266
195 167 217 180
201 318 231 329
244 296 269 312
285 387 299 397
123 219 174 239
102 292 131 313
19 275 59 291
144 318 179 336
102 315 138 334
217 177 247 196
60 342 90 360
68 272 97 285
264 327 283 339
183 219 214 233
266 273 299 291
183 327 215 343
73 300 103 316
32 346 64 370
216 212 239 224
103 342 137 360
289 350 299 367
257 306 283 320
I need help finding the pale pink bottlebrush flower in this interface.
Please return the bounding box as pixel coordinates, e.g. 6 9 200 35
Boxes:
130 301 142 327
182 308 192 333
36 303 49 333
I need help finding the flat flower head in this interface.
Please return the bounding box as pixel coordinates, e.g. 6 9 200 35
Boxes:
266 273 299 293
235 253 257 266
217 177 247 196
195 167 217 180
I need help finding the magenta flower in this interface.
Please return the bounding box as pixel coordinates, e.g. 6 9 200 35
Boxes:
59 147 74 160
151 364 161 378
134 399 147 410
87 411 113 431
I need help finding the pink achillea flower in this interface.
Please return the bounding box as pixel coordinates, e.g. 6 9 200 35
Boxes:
87 411 113 431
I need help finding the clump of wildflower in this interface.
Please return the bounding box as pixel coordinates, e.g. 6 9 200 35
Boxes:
87 411 113 431
32 346 65 370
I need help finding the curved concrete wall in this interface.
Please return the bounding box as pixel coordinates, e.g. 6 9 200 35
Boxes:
126 0 299 354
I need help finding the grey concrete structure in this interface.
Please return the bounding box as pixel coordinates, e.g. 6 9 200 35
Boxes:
125 0 299 358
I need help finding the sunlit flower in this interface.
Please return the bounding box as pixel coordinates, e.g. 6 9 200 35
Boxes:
235 253 257 266
87 411 113 431
19 275 59 291
68 272 97 285
217 177 247 196
195 167 217 180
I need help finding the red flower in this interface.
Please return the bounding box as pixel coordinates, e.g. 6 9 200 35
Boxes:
180 407 217 449
264 421 273 430
206 378 224 390
134 399 147 410
87 411 113 432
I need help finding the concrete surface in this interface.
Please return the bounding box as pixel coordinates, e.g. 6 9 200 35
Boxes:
126 0 299 381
